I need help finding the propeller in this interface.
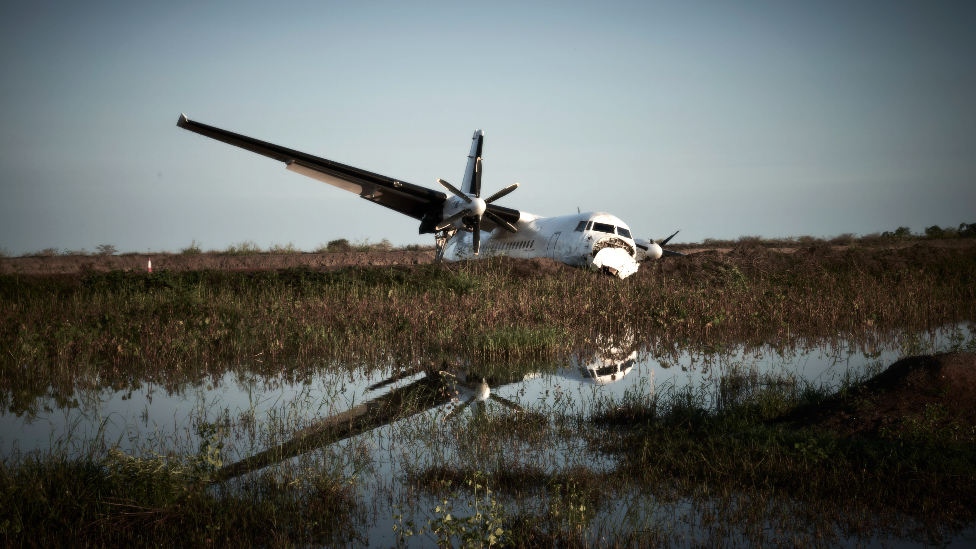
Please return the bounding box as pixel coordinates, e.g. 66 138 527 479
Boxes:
436 159 520 255
635 230 686 260
658 230 680 247
655 230 686 257
439 372 525 421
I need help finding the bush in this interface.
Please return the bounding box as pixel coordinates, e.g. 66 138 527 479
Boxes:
95 244 117 256
320 239 352 253
881 227 913 239
797 235 824 245
268 242 299 254
736 235 764 247
958 223 976 238
180 239 203 255
828 233 856 246
224 241 262 256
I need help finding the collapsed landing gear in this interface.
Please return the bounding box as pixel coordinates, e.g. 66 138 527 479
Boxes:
434 228 458 262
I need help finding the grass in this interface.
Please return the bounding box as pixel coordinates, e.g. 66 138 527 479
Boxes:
1 241 975 545
1 245 974 415
584 368 976 546
0 444 358 547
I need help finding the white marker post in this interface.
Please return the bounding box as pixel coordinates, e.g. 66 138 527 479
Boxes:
148 257 152 273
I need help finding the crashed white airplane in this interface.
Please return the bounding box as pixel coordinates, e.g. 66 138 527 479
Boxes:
177 114 684 278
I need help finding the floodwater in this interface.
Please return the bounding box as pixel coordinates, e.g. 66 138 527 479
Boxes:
2 322 974 547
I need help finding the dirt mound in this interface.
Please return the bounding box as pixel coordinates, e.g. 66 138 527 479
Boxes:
786 352 976 439
0 251 437 275
635 242 976 286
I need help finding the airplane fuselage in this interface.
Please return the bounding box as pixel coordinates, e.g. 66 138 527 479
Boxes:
442 199 644 277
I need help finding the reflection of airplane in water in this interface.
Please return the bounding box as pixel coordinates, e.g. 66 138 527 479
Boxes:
215 341 649 482
567 345 639 385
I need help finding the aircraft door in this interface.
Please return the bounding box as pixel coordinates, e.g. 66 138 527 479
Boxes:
546 232 562 260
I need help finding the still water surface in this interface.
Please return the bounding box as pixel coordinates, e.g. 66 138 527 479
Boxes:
2 322 973 547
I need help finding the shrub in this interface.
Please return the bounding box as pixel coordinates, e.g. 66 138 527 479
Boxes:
95 244 117 256
268 242 299 255
924 225 954 239
827 233 856 246
25 247 62 257
321 239 352 253
373 238 393 252
881 227 913 239
353 239 374 252
960 223 976 238
180 239 203 255
224 241 262 256
736 235 764 247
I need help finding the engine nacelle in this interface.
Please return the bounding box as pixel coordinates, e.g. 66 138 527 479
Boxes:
634 239 663 261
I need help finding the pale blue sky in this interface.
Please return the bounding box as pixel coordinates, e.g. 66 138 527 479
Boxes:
1 1 974 254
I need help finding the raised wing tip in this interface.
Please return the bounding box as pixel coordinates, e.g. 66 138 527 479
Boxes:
472 129 484 138
177 113 189 128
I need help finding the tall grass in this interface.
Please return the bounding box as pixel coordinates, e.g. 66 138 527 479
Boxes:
1 246 973 413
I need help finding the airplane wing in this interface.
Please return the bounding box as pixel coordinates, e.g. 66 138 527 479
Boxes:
177 114 450 233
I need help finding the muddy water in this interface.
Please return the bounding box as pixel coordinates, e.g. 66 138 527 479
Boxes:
2 322 974 547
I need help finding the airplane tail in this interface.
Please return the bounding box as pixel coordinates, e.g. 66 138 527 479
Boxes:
460 130 484 196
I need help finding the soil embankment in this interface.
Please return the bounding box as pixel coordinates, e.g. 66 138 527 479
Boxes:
2 239 973 276
0 250 437 275
786 352 976 439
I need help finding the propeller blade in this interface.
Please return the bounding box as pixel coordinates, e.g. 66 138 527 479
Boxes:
484 209 517 233
483 182 519 204
437 179 472 203
472 216 481 255
488 393 525 412
474 158 482 198
659 230 680 247
435 209 471 231
365 366 424 393
443 396 475 422
662 249 686 257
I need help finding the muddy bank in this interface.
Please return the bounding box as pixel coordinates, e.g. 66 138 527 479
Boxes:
0 250 437 275
785 352 976 439
2 240 974 278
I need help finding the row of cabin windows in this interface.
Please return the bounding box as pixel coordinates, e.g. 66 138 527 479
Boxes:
574 221 633 239
578 358 636 379
488 240 535 251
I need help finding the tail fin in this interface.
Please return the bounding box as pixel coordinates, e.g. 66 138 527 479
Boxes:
460 130 484 196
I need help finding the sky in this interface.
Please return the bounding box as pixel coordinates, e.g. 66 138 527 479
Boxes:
1 0 974 255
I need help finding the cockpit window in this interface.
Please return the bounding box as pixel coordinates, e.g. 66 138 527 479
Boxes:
574 221 586 232
617 227 632 239
585 221 593 230
592 222 614 234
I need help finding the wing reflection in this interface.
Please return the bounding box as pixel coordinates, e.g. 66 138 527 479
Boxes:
215 367 529 482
